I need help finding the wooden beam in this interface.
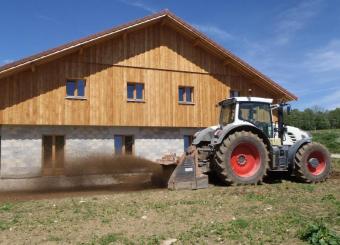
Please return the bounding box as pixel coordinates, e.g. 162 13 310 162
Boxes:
79 47 84 56
123 31 128 41
160 18 168 27
193 39 200 47
31 64 36 72
223 60 231 66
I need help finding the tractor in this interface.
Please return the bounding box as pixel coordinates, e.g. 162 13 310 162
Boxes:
166 96 332 190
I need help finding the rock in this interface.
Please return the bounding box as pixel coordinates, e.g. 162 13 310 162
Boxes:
161 238 177 245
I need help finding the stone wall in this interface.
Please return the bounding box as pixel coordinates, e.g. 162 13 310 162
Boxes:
0 125 199 179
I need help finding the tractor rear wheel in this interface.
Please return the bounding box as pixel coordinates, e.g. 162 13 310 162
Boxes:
214 131 269 185
294 143 331 183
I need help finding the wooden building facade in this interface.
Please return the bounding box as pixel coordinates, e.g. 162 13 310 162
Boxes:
0 11 296 181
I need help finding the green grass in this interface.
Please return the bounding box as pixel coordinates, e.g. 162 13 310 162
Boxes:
312 129 340 153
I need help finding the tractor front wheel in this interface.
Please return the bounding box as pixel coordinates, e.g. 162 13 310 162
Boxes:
214 131 269 185
294 143 332 183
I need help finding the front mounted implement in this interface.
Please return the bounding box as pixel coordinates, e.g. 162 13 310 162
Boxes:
158 146 209 190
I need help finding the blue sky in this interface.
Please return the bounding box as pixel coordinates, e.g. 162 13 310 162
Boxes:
1 0 340 110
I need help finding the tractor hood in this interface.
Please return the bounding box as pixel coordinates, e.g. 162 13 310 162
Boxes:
283 126 312 145
192 125 219 145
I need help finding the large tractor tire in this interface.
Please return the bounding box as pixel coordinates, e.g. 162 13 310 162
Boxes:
214 131 269 185
294 143 331 183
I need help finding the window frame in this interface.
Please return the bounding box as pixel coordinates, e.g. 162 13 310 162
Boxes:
65 78 87 100
178 86 194 105
126 82 145 103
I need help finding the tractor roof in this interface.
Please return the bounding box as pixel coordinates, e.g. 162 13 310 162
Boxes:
232 97 273 103
217 97 273 106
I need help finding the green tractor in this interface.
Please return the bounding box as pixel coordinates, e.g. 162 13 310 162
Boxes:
167 97 332 190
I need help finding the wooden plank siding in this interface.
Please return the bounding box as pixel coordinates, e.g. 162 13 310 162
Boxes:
0 24 278 127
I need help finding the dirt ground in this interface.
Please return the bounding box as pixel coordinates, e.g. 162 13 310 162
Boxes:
0 161 339 244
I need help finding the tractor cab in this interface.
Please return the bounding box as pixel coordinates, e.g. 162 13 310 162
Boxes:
218 97 274 138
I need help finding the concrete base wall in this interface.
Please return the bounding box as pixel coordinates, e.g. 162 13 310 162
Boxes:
0 125 199 180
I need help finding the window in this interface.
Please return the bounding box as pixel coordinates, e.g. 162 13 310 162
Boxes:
66 79 86 98
127 82 144 101
42 135 65 176
238 102 273 137
230 90 240 98
114 135 134 155
178 86 194 104
184 135 194 151
219 102 236 126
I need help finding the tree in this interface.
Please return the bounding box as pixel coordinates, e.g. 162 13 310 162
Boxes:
328 108 340 129
284 106 340 130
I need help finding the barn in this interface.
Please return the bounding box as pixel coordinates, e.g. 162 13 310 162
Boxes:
0 10 296 189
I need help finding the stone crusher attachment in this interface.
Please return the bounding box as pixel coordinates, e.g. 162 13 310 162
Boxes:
158 146 209 190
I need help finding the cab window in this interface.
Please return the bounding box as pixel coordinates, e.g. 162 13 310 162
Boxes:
219 103 236 126
239 102 273 137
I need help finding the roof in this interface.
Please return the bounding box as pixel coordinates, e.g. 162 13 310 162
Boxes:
0 10 297 101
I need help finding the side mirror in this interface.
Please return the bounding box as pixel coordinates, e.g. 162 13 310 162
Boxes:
287 105 291 115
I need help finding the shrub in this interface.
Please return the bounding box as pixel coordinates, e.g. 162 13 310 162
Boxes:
299 222 340 245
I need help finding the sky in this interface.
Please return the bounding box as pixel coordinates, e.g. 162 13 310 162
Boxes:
1 0 340 110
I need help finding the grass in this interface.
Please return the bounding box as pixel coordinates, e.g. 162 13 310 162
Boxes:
0 160 339 244
312 129 340 153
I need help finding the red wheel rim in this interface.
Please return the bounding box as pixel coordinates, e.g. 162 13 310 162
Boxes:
307 151 326 176
230 142 261 177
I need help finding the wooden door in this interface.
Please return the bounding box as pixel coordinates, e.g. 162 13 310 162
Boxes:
42 135 65 176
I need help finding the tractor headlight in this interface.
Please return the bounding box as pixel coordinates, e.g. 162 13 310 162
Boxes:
302 130 312 139
214 129 223 138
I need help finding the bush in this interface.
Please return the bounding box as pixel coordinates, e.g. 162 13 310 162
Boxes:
299 222 340 245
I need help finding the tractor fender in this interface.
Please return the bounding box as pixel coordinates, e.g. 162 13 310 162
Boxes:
287 138 312 165
192 127 215 145
213 124 271 149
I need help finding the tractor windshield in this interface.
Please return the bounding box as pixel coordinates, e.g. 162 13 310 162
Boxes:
219 102 236 126
238 102 273 137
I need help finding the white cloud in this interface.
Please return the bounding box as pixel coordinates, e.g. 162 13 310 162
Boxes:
275 0 321 45
306 39 340 72
117 0 157 13
193 24 234 41
307 89 340 109
1 59 14 65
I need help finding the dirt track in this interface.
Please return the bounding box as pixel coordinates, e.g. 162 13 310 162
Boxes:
0 183 164 203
